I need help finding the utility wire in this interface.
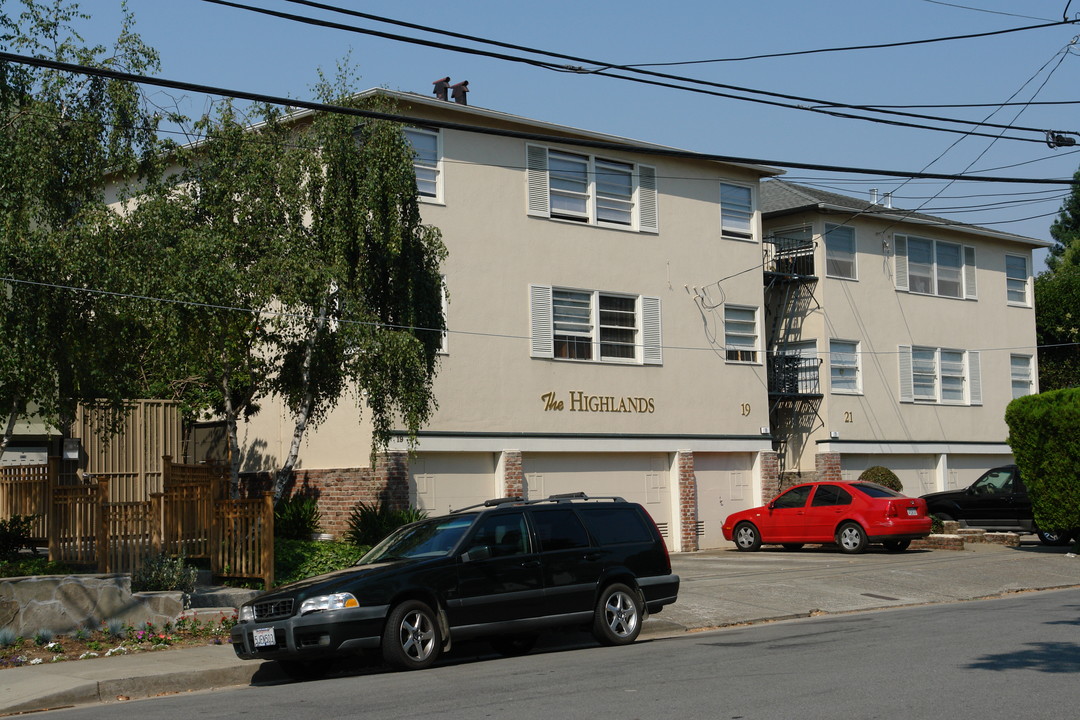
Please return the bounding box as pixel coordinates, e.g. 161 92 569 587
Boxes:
3 50 1077 185
200 0 1077 144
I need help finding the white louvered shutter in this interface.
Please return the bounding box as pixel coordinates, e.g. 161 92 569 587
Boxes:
963 246 977 299
898 345 914 402
526 145 550 217
968 351 982 406
637 165 658 233
641 296 662 365
894 235 909 291
529 284 554 358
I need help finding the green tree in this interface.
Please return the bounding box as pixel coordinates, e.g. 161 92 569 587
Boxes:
0 0 162 453
1034 248 1080 390
1046 167 1080 272
270 72 446 499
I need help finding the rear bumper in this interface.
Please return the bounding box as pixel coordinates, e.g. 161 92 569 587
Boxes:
230 604 388 661
639 573 680 613
866 517 932 543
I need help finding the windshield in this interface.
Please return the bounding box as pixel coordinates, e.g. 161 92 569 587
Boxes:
359 514 477 564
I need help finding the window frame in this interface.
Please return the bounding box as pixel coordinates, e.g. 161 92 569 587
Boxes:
724 304 759 364
824 223 857 280
526 145 657 233
1005 253 1030 306
720 182 756 242
530 284 662 366
899 345 981 405
829 339 861 394
1010 354 1034 399
894 234 977 299
403 126 443 203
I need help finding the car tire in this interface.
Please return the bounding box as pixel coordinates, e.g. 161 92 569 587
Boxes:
734 522 762 552
836 522 868 554
782 544 804 551
490 633 539 657
882 539 911 552
592 583 642 646
1036 529 1073 546
382 600 441 670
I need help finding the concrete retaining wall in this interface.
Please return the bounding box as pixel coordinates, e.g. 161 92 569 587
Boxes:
0 575 183 636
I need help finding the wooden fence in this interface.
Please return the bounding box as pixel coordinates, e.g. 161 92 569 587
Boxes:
0 457 274 589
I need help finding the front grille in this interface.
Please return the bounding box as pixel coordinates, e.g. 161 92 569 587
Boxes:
253 598 295 621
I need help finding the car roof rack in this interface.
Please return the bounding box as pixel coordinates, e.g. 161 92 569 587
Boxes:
451 492 628 513
450 496 524 514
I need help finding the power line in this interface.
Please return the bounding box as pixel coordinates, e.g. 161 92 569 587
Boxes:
200 0 1077 145
3 49 1077 185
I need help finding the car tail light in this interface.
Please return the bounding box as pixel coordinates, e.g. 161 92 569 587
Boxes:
886 501 899 518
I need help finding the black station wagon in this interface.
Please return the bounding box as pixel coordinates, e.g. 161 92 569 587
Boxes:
231 493 680 674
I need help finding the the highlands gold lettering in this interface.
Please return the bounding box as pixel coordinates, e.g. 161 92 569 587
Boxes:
541 391 565 411
566 391 655 413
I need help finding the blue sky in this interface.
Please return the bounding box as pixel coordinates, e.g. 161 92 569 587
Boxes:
70 0 1080 263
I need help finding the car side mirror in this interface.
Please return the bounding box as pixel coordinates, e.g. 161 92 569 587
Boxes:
462 545 491 563
767 501 776 510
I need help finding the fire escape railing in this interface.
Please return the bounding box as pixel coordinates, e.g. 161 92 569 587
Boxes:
767 354 822 396
763 236 816 277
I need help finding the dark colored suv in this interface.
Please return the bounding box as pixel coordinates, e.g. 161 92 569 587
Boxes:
231 493 680 674
920 465 1072 545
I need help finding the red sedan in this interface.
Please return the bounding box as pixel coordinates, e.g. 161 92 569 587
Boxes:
721 481 932 554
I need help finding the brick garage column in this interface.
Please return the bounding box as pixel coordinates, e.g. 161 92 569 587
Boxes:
816 452 843 483
677 450 698 553
759 451 780 502
498 450 524 499
374 451 410 507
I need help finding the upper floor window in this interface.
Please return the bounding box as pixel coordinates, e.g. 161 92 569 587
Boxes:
529 284 662 365
1011 354 1034 398
526 145 657 232
1005 254 1030 305
899 345 981 405
824 224 856 279
720 182 755 241
894 234 976 299
830 339 860 394
404 126 441 202
724 305 759 363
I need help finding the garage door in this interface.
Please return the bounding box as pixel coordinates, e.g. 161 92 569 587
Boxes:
521 453 673 540
410 453 499 515
840 454 936 496
694 452 755 550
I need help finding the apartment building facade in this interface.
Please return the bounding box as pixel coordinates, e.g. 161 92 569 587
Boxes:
237 89 789 551
760 180 1048 498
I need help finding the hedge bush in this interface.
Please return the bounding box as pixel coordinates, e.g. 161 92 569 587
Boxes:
344 500 427 548
857 466 904 493
131 553 198 594
274 494 322 541
275 538 368 586
1005 388 1080 535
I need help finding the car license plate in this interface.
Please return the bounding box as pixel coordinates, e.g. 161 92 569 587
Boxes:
253 627 276 648
907 508 918 516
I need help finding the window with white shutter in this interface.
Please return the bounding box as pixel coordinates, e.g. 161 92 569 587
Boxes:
529 284 661 365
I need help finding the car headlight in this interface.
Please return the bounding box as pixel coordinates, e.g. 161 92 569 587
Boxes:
300 592 360 615
238 605 254 622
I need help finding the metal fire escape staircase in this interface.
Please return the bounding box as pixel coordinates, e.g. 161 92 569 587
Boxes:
763 235 824 471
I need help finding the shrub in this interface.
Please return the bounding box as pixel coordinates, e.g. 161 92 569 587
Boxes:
858 466 904 493
0 628 16 647
275 494 322 540
0 515 36 559
344 500 427 548
1006 389 1080 534
274 538 367 586
0 556 72 578
130 553 198 594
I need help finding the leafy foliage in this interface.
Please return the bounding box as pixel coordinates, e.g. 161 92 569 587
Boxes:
344 499 427 548
274 538 366 586
857 466 904 493
1035 259 1080 391
0 514 35 559
274 495 322 540
129 553 198 594
1047 167 1080 272
1005 389 1080 534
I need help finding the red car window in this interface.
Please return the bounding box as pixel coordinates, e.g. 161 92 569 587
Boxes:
811 485 852 507
772 485 813 509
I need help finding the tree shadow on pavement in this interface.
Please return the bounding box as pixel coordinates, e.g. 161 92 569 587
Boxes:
966 641 1080 673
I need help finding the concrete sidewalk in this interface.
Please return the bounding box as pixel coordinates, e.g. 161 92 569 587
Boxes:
3 540 1077 715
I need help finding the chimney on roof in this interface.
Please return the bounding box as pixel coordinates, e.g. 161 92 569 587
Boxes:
450 80 469 105
870 188 879 205
433 76 450 101
883 192 893 208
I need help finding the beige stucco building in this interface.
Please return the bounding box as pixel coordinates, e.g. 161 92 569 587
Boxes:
760 180 1049 499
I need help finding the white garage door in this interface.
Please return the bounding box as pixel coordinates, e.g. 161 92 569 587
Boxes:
840 454 936 496
521 453 673 540
693 452 755 550
410 453 499 515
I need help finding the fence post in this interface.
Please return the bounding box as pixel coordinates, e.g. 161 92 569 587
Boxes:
150 492 163 554
263 491 275 590
162 455 172 487
46 457 59 560
96 480 110 573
